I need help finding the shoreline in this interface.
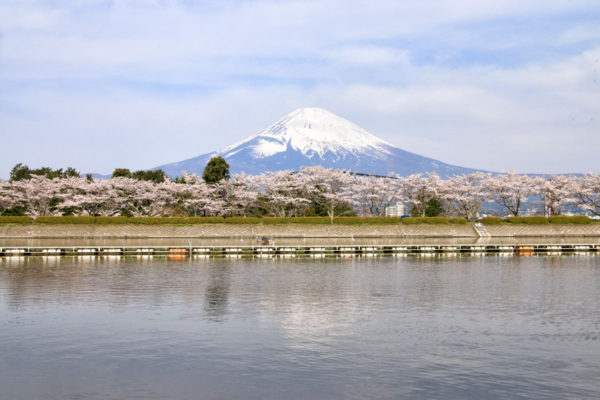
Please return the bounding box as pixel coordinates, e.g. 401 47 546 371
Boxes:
3 224 600 239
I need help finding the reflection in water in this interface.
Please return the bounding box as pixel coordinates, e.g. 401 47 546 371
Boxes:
204 263 231 321
1 256 599 399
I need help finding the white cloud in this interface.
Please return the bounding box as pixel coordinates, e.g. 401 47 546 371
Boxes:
0 0 599 177
323 46 410 66
558 23 600 45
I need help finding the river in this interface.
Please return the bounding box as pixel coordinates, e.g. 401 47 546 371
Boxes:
1 255 599 399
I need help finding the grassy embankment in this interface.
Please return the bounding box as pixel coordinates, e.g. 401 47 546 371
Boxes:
0 215 597 225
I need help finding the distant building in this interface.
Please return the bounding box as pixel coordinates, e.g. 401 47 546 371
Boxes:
385 202 408 217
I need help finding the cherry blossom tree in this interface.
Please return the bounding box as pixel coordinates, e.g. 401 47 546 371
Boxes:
443 172 490 220
571 174 600 216
221 174 259 216
173 173 225 216
482 171 534 216
253 170 311 217
350 175 398 216
7 175 66 216
393 173 444 217
0 168 589 219
0 179 27 214
533 175 575 216
55 177 110 216
301 166 355 222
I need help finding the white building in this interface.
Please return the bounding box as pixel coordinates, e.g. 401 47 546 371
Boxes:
385 202 408 217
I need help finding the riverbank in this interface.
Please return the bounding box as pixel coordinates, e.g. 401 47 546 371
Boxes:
3 224 600 238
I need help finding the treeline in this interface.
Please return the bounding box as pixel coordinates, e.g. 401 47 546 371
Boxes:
0 215 597 225
9 157 232 185
1 162 355 220
0 216 398 225
10 163 83 181
9 163 170 184
3 160 600 221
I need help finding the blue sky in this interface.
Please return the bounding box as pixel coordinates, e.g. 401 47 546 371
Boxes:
1 0 599 177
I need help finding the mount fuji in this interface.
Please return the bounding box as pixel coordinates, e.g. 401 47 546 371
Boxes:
155 107 480 177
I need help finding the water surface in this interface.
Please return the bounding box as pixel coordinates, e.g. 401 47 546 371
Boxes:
1 256 599 399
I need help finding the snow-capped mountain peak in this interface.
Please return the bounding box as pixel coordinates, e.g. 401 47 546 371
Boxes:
154 107 480 177
221 107 392 160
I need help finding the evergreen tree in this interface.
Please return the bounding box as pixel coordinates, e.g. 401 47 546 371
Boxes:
9 163 80 181
111 168 132 178
64 167 80 178
132 169 166 183
411 197 445 217
9 163 31 181
202 157 230 184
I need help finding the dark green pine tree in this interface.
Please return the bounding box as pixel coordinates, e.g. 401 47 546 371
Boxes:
202 157 230 184
9 163 31 181
111 168 132 178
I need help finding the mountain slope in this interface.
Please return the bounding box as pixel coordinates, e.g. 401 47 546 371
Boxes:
155 107 480 177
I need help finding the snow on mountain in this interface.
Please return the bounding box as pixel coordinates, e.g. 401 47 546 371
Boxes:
155 107 480 177
221 107 392 160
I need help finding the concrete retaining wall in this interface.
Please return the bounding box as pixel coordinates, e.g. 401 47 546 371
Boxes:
2 224 600 238
483 225 600 237
0 224 478 238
